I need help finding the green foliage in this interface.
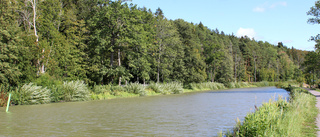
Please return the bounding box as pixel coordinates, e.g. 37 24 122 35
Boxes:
91 91 139 100
0 0 22 86
59 81 91 102
0 0 309 100
11 83 51 105
148 82 164 94
163 82 184 94
226 82 252 89
226 87 318 137
125 83 147 96
33 73 62 89
148 82 184 94
252 81 277 87
190 82 226 90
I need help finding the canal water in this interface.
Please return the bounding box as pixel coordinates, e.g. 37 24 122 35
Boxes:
0 87 288 136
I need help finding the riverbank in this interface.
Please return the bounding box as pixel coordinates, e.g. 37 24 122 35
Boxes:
0 81 297 107
223 86 318 137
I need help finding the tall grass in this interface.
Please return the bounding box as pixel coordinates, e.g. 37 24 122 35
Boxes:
148 82 184 95
148 83 164 94
11 83 51 105
225 87 318 137
226 82 252 89
59 80 91 102
125 83 147 96
189 82 226 90
251 81 275 87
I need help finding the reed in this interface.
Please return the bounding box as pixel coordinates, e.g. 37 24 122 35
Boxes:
148 82 184 95
60 80 91 102
11 83 51 105
125 83 147 96
190 82 226 90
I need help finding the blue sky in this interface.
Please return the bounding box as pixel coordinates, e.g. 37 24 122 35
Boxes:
129 0 319 51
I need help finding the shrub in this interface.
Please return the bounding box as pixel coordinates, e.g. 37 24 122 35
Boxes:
92 84 113 94
148 82 183 95
60 81 91 102
50 85 64 102
11 83 51 105
164 82 184 94
92 84 125 96
33 73 62 89
148 83 163 94
125 83 146 96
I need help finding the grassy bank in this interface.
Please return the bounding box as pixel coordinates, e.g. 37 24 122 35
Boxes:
222 86 318 137
0 81 294 106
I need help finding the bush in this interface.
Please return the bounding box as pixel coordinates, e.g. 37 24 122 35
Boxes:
125 83 146 96
33 73 62 89
164 82 184 94
148 83 164 94
11 83 51 105
92 85 111 94
60 81 91 102
147 82 184 95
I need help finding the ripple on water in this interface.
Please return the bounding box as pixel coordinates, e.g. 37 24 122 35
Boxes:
0 87 288 136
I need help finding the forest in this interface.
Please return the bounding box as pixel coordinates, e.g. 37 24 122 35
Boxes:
0 0 319 89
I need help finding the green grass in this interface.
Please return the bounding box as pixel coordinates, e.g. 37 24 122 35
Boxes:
91 92 139 100
223 87 318 137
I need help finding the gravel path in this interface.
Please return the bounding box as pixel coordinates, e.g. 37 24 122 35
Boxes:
308 90 320 137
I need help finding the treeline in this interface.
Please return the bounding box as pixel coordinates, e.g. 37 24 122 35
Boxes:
0 0 308 87
305 0 320 87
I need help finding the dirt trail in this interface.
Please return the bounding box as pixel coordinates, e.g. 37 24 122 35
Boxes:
308 90 320 137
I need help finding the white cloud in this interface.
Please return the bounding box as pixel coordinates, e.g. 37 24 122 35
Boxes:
253 1 287 12
253 7 265 12
236 28 257 39
270 2 287 8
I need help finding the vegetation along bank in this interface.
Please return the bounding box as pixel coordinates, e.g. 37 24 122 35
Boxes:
222 85 318 137
0 80 277 106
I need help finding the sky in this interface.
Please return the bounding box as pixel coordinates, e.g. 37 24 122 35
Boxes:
129 0 319 51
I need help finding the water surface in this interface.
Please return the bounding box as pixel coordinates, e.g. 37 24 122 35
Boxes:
0 87 288 136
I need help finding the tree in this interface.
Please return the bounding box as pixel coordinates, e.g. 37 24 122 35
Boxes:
308 0 320 48
304 51 320 85
153 8 184 83
174 19 206 83
0 0 22 85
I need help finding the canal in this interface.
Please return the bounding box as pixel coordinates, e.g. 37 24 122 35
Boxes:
0 87 289 136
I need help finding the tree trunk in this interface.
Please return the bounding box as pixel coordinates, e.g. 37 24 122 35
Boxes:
234 54 237 82
157 43 161 83
212 67 216 82
29 0 44 74
110 52 114 67
118 49 121 86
